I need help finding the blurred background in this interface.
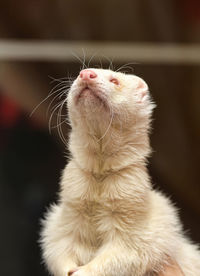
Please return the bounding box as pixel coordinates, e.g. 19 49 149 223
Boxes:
0 1 199 275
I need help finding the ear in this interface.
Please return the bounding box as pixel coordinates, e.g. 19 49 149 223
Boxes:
134 76 149 103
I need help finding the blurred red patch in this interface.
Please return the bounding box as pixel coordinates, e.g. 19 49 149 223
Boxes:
0 95 21 127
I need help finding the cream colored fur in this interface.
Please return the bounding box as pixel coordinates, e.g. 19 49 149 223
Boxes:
40 69 200 276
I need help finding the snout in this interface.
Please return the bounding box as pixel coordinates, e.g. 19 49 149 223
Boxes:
79 69 97 81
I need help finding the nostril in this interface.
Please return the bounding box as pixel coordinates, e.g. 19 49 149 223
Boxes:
79 69 97 80
89 72 97 79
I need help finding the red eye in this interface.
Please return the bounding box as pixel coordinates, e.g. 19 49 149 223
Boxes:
110 78 119 85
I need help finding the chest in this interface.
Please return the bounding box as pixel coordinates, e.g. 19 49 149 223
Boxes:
66 196 137 242
62 165 146 244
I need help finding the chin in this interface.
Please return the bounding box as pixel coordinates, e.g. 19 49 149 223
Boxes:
75 93 109 115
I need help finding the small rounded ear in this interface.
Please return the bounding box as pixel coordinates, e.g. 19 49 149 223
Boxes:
134 76 149 103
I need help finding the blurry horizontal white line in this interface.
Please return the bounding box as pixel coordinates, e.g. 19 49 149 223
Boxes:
0 40 200 64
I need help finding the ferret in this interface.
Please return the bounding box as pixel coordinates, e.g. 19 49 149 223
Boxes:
40 68 200 276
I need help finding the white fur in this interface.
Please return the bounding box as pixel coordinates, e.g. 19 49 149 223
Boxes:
40 69 200 276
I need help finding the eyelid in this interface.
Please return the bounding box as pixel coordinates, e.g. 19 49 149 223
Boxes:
110 78 119 85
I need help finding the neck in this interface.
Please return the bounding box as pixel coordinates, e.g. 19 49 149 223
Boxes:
69 118 151 176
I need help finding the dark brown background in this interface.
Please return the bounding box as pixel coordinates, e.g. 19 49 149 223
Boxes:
0 1 199 276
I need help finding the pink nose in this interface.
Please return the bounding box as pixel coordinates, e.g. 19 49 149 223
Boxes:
79 69 97 81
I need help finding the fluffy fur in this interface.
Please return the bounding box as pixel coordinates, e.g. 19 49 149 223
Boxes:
40 68 200 276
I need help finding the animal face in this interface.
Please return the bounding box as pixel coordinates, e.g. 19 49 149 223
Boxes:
67 68 154 131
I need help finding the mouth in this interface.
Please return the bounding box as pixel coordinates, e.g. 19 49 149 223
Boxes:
76 86 107 107
80 86 92 96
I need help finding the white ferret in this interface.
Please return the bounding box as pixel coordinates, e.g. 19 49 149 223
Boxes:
40 68 200 276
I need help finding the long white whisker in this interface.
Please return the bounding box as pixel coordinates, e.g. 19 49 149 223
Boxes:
81 48 87 70
115 62 139 73
48 100 64 134
30 79 70 117
97 104 114 142
46 86 68 116
71 51 87 71
88 52 98 68
51 117 67 129
98 56 103 69
101 55 115 71
49 76 72 84
57 98 68 144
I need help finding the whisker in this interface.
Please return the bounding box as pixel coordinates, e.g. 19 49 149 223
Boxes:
98 56 103 69
97 103 114 142
51 117 68 129
46 86 69 116
46 93 64 119
48 92 66 116
31 73 72 117
71 51 87 71
57 98 68 144
101 55 115 71
48 101 64 134
87 52 98 68
108 58 114 71
81 48 87 70
115 62 139 73
30 83 67 117
49 75 72 85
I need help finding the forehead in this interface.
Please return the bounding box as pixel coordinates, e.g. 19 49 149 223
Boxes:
88 68 134 81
